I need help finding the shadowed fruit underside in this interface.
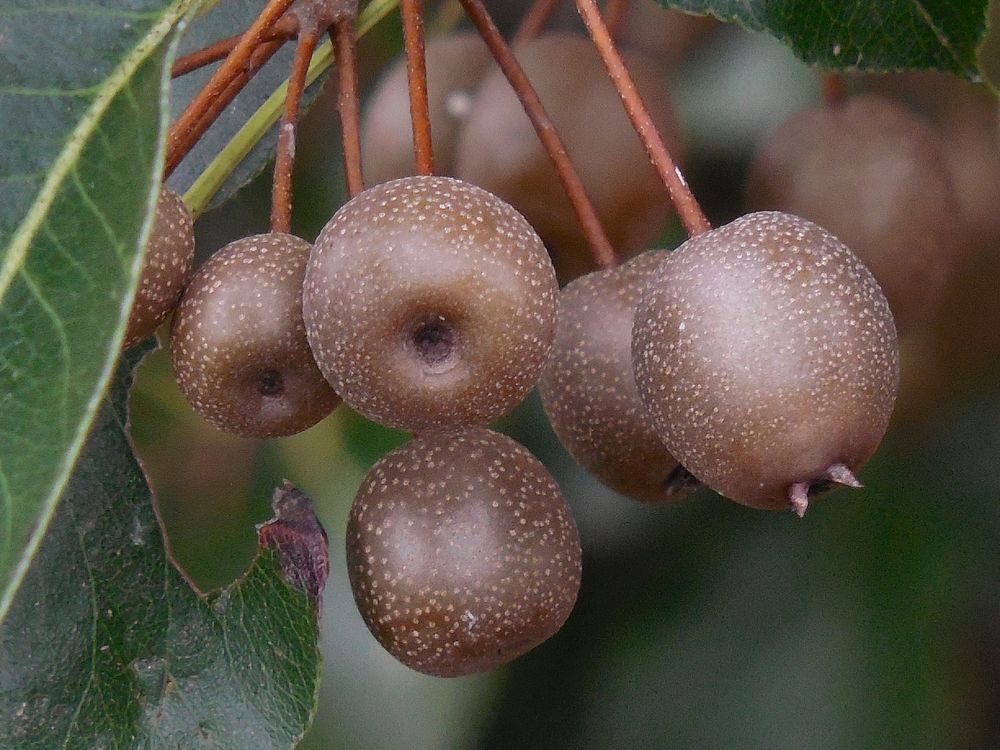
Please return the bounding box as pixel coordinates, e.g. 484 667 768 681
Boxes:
539 251 691 502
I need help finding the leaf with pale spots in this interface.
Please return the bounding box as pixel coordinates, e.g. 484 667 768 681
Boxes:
657 0 990 80
0 347 327 748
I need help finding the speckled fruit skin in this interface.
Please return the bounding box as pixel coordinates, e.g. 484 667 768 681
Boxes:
539 251 689 502
171 232 340 438
454 32 684 283
361 33 494 184
745 94 961 334
632 212 900 512
303 175 558 433
124 187 195 348
346 428 582 677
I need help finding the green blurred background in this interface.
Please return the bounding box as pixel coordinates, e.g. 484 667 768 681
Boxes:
132 3 1000 747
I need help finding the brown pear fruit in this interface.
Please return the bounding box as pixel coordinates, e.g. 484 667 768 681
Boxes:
303 175 558 433
124 187 195 348
361 33 494 184
632 212 899 516
745 94 962 334
171 232 340 438
539 251 695 502
346 428 582 677
454 32 685 283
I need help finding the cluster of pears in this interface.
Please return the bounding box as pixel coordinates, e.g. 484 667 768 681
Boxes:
129 175 582 677
541 212 899 515
126 30 965 678
128 167 901 676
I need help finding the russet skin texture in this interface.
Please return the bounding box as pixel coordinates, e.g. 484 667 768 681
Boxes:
455 32 685 282
303 175 558 433
171 232 340 438
632 212 899 515
540 251 692 503
124 187 195 348
361 33 494 184
746 94 961 335
346 428 582 677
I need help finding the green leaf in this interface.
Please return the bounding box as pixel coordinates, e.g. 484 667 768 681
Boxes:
0 347 327 748
660 0 990 80
0 0 199 621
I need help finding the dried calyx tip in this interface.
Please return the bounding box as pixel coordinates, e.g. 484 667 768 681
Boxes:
787 483 809 518
786 463 863 516
824 462 863 488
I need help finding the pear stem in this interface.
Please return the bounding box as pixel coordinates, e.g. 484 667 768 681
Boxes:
458 0 619 270
400 0 435 175
574 0 711 237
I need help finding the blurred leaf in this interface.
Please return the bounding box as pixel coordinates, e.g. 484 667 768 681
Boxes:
660 0 989 80
0 0 198 622
976 0 1000 92
166 0 329 209
0 347 327 748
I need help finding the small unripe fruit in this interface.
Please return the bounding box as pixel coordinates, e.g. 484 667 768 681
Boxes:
346 428 582 677
455 32 684 282
361 33 494 183
746 94 961 334
539 251 693 502
124 187 195 348
303 175 558 433
632 212 899 515
171 232 340 438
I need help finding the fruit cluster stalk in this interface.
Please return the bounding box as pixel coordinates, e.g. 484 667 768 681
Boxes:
166 0 298 177
401 0 436 175
459 0 618 269
575 0 711 236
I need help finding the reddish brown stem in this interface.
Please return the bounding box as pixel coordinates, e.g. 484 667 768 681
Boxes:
167 39 286 178
171 17 299 78
574 0 711 236
166 0 297 177
400 0 434 175
512 0 561 46
271 27 321 233
602 0 629 40
822 72 847 106
458 0 618 270
331 19 365 197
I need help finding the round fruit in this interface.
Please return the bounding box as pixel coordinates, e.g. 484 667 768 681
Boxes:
303 175 558 433
454 32 684 282
862 72 1000 250
124 187 195 348
361 32 494 184
745 93 961 334
632 211 899 516
346 428 582 677
539 251 694 502
171 232 340 438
